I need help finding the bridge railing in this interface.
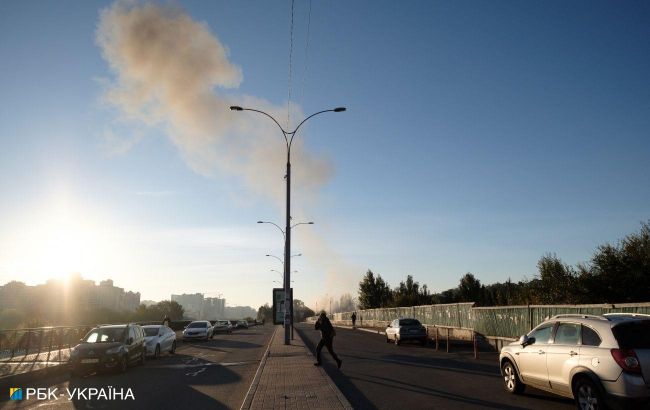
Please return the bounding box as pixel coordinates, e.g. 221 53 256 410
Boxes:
0 326 93 363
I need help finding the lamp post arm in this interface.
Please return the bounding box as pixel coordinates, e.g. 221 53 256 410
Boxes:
259 221 286 238
288 109 336 148
241 108 290 149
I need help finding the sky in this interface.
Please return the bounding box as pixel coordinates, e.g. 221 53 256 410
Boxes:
0 1 649 310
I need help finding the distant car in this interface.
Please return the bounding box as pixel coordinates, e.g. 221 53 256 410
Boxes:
236 320 249 329
213 320 233 334
69 324 146 376
500 313 650 409
182 320 213 341
385 318 428 346
143 325 176 358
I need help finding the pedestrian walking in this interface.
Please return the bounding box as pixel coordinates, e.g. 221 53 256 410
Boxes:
314 311 342 369
351 312 357 328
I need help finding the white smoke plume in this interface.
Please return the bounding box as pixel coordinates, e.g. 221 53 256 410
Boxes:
96 1 332 206
96 1 359 302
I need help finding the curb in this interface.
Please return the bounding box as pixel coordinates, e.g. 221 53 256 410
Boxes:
295 327 353 410
239 326 276 410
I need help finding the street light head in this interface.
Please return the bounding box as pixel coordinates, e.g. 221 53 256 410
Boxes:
333 107 346 112
230 106 243 111
307 222 314 224
257 221 264 224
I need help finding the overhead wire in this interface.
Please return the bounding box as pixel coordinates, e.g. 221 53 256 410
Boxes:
286 0 295 129
299 0 312 110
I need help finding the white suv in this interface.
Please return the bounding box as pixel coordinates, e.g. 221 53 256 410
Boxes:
499 313 650 409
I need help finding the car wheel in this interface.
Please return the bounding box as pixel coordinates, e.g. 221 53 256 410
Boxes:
574 377 603 410
394 336 400 346
502 361 525 394
170 341 176 354
154 345 160 359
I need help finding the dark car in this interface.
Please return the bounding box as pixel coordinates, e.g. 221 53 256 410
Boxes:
385 318 428 345
69 324 146 376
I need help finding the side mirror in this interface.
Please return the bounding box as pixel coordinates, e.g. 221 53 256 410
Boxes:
519 335 535 347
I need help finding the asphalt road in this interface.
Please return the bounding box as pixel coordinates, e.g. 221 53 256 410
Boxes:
296 323 576 410
1 325 274 410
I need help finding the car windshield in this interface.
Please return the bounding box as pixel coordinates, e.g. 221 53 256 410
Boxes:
188 322 207 328
399 319 421 326
83 327 125 343
613 320 650 349
143 327 159 337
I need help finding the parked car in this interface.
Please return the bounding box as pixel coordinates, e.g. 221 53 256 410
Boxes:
143 325 176 358
213 320 233 334
236 320 249 329
500 313 650 409
385 318 428 345
69 324 146 376
182 320 213 341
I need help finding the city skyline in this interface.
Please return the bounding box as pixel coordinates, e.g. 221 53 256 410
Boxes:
1 1 648 309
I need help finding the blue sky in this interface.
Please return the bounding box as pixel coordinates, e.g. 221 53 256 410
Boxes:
0 1 648 310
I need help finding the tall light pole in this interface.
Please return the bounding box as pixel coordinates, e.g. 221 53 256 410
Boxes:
235 106 345 345
259 222 310 340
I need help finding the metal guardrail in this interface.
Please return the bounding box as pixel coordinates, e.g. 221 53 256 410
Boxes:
0 326 92 362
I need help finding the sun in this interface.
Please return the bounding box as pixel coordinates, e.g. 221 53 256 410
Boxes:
2 197 117 285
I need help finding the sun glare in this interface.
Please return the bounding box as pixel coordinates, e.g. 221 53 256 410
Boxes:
2 197 118 285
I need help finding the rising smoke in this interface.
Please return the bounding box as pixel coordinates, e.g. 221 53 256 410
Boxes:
96 1 332 206
96 1 359 305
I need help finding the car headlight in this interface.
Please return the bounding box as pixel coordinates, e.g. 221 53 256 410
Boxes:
106 346 123 354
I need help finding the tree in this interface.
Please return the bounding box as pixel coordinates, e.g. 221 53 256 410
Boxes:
155 300 185 320
580 221 650 303
292 299 315 322
536 254 577 304
257 304 272 322
457 273 482 303
358 270 392 309
391 275 433 307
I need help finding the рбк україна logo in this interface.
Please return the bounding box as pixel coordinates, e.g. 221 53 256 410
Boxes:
10 388 23 400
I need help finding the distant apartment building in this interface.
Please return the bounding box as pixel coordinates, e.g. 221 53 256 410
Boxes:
170 293 226 319
0 276 140 313
171 293 204 319
203 297 226 319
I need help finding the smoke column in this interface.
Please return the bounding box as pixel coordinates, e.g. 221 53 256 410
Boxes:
97 1 359 306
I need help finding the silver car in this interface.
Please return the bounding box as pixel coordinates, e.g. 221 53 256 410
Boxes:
213 320 233 334
182 320 213 341
143 325 176 358
500 313 650 409
385 318 428 346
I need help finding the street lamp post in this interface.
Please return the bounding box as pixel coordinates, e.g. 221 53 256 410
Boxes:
236 106 345 344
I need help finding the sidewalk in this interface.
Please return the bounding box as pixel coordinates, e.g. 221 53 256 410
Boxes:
241 326 352 410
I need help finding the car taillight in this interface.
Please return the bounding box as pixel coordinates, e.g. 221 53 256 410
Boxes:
611 349 641 374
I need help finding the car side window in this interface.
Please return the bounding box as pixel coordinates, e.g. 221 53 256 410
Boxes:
128 327 136 343
529 324 553 344
581 325 601 346
554 323 580 345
